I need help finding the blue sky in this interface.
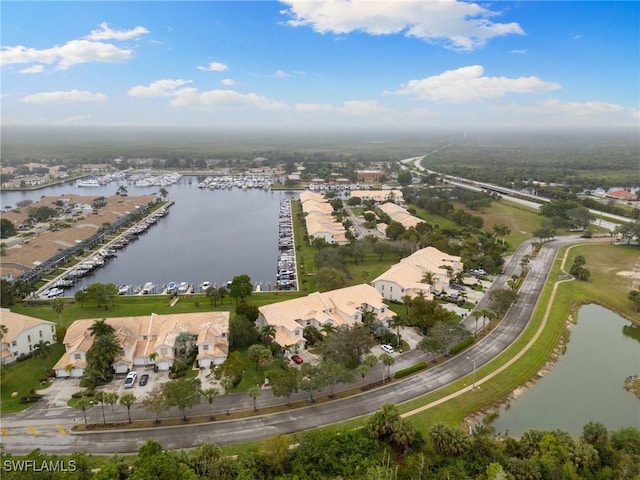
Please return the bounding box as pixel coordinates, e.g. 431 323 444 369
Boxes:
1 1 638 130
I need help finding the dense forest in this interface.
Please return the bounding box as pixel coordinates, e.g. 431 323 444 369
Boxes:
2 409 638 479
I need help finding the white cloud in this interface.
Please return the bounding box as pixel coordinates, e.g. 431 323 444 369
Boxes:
500 99 625 117
220 78 236 86
127 79 193 97
388 65 561 103
511 49 527 54
295 99 388 115
273 69 291 78
86 22 149 41
197 61 229 72
170 88 287 111
19 64 45 74
280 0 524 51
22 89 108 104
1 40 134 69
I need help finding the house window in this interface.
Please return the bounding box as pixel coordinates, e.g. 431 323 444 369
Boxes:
11 341 17 347
39 330 43 338
401 288 405 293
29 345 32 351
51 326 55 333
160 347 167 355
74 353 81 360
27 335 31 342
390 287 393 292
142 335 148 340
381 285 384 290
306 320 311 326
120 350 125 356
221 332 227 338
202 344 209 351
295 329 301 336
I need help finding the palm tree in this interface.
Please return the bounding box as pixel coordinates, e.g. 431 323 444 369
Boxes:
388 315 406 349
158 188 169 200
220 376 233 415
93 391 107 425
492 224 511 245
64 363 74 377
380 353 395 382
470 310 483 337
88 319 115 338
116 185 128 197
320 323 336 336
479 308 496 330
421 271 434 287
33 339 53 374
103 392 119 421
248 344 273 371
51 298 65 325
202 387 219 420
119 393 136 424
248 385 261 411
75 397 91 426
260 325 277 345
356 364 369 389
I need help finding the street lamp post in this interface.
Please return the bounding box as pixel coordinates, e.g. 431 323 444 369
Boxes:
466 355 477 389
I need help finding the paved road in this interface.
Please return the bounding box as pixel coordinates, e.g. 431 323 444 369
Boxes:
1 237 585 455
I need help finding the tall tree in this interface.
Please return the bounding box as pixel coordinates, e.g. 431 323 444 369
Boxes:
75 397 91 426
51 298 65 325
93 391 107 425
103 392 119 422
269 366 299 406
379 353 395 382
143 385 168 424
202 387 219 420
162 377 202 422
247 384 261 411
219 376 233 415
0 324 8 342
32 339 53 374
318 359 354 398
119 393 136 424
248 344 273 371
229 273 253 303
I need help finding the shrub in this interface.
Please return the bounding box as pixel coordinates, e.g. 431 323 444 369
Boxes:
449 337 474 355
394 362 428 379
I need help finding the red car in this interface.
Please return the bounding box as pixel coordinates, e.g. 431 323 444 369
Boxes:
291 354 303 364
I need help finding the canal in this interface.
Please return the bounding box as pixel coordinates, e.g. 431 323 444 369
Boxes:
2 177 297 290
490 303 640 437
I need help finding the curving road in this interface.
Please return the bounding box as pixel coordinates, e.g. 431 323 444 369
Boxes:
1 236 586 455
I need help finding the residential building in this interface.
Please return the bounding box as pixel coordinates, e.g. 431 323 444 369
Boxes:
300 191 348 245
350 190 404 204
53 311 229 377
257 284 393 350
0 309 56 365
371 247 463 302
378 202 423 229
355 169 386 183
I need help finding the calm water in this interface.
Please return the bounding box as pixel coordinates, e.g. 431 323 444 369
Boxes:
1 178 296 291
491 304 640 437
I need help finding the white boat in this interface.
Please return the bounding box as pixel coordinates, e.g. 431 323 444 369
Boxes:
118 284 131 295
166 281 178 294
77 179 101 187
177 282 189 294
201 281 212 291
141 282 156 294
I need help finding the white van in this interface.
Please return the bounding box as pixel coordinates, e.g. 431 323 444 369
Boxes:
381 344 394 354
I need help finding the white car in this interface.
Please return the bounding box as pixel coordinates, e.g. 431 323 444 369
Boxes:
124 371 137 388
381 344 394 354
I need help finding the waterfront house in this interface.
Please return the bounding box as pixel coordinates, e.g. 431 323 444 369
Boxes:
257 284 392 350
371 247 463 302
0 309 56 366
54 311 229 377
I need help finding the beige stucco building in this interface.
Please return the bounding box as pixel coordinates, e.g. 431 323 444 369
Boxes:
53 311 229 377
0 309 57 365
371 247 463 302
257 284 392 350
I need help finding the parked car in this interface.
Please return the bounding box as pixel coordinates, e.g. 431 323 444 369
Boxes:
450 284 465 291
124 371 137 388
381 344 394 354
138 374 149 386
291 354 304 364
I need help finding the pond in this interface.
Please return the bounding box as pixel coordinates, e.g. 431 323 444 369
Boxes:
490 303 640 437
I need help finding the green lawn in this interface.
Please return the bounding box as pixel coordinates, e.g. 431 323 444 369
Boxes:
1 343 65 413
